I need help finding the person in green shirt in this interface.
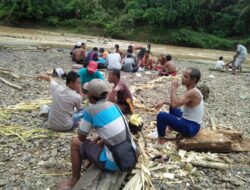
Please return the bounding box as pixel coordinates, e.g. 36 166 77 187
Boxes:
78 61 104 97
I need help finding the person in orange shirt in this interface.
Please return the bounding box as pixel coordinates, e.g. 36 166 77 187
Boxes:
99 48 109 59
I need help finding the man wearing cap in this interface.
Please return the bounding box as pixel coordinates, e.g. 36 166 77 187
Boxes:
58 79 136 189
78 61 104 97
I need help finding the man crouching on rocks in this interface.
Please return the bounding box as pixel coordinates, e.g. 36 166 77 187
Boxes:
58 79 136 190
155 67 204 148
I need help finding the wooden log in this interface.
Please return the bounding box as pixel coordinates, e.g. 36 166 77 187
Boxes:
178 129 242 152
0 70 20 79
72 165 126 190
0 76 23 90
0 67 11 72
231 138 250 152
209 68 250 73
191 160 230 170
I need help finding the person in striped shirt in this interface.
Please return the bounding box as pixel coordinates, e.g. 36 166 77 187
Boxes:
58 79 136 190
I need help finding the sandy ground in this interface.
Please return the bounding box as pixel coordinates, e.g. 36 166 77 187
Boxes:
0 47 249 190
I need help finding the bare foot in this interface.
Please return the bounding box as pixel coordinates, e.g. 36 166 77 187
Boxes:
57 178 77 190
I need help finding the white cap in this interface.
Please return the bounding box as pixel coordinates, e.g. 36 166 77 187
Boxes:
83 82 89 90
76 42 82 47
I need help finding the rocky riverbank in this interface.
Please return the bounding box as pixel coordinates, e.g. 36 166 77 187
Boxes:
0 48 249 190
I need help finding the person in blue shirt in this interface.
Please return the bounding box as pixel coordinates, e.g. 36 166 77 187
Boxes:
57 79 136 190
78 61 104 97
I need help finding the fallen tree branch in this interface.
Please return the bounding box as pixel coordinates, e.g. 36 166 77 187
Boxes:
0 70 20 79
0 67 11 72
0 76 23 90
191 160 230 170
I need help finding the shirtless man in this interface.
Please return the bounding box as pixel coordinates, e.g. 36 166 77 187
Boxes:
159 55 176 76
155 67 204 147
139 50 154 70
72 43 86 64
155 54 167 72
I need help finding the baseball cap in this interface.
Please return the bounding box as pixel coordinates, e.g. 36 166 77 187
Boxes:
87 79 108 98
87 61 97 73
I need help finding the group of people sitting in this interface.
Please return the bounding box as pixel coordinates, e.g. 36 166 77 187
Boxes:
215 43 248 74
70 42 177 76
38 43 205 190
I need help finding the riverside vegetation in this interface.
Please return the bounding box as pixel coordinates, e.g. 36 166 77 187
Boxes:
0 0 250 50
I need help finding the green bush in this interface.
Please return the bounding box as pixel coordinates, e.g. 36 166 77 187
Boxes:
165 29 234 50
46 17 59 26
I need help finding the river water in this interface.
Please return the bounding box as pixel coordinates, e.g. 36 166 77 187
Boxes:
0 26 249 65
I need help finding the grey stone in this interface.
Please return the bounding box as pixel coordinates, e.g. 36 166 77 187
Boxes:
29 158 36 164
0 179 8 187
51 148 58 157
42 153 50 161
192 185 202 190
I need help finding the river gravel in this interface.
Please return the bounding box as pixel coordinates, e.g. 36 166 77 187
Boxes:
0 48 249 190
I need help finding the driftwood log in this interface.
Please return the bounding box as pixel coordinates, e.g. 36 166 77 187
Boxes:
178 128 250 153
191 160 230 170
72 165 126 190
209 68 250 73
0 76 23 90
0 70 21 79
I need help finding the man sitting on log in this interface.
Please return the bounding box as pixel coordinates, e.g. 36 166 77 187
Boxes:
155 67 204 147
38 71 84 132
107 69 133 114
58 79 136 189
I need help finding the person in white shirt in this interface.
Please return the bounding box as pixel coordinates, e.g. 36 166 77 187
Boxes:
106 52 122 70
155 68 204 147
38 71 83 131
215 56 225 70
234 44 248 72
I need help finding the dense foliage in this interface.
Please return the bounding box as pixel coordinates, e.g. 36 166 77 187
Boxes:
0 0 249 49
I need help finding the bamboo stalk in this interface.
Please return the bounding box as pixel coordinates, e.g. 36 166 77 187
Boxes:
0 76 23 90
191 160 230 170
0 70 20 79
0 67 11 72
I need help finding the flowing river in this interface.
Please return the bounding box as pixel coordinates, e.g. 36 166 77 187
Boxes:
0 26 249 66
